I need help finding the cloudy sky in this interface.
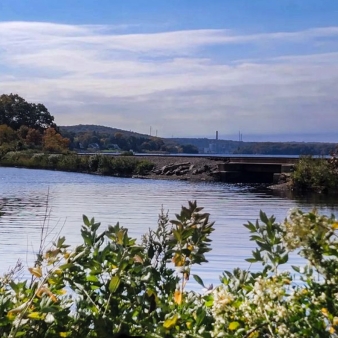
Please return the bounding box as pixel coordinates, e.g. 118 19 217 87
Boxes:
0 0 337 142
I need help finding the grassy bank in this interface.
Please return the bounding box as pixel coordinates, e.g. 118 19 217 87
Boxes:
0 151 154 177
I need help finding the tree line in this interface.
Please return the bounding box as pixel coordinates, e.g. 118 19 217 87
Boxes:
60 126 199 153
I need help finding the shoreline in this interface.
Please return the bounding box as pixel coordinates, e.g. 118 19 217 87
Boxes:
0 152 293 189
133 155 225 182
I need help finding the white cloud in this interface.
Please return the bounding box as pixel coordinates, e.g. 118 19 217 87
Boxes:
0 21 338 140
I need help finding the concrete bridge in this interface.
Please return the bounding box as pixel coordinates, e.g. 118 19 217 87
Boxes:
216 156 298 183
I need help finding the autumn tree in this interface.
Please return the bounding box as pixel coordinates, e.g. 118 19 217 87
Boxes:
42 128 70 152
26 128 43 146
0 124 17 145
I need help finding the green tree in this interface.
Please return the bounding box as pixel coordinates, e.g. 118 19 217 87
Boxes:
0 94 56 131
179 144 199 154
0 124 17 145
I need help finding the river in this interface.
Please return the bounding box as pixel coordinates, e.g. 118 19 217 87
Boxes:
1 167 338 291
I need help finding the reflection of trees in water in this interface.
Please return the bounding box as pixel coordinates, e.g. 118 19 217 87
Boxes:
237 184 338 210
0 195 49 221
269 189 338 209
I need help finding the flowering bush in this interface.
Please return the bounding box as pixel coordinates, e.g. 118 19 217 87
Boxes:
211 209 338 337
0 203 337 337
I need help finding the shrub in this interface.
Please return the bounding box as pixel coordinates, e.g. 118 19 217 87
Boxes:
292 156 338 193
0 201 214 337
1 203 338 336
135 160 154 175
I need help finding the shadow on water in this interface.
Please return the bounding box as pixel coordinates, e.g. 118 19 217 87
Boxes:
231 181 338 205
269 188 338 207
0 195 48 219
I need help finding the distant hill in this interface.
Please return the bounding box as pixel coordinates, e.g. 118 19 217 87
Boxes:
167 137 337 155
60 124 149 138
59 125 337 155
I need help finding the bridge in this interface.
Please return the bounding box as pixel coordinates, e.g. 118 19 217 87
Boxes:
215 156 298 183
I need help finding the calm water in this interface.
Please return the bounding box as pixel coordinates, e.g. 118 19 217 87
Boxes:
1 167 338 290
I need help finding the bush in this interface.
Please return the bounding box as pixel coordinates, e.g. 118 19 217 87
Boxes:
0 201 214 337
136 160 155 175
0 152 155 178
1 203 338 337
292 156 338 193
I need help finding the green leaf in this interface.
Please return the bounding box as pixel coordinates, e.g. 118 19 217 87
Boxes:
192 274 205 288
86 275 99 283
279 254 289 264
292 265 301 273
83 215 90 227
204 294 214 307
244 222 256 232
148 246 154 259
109 275 120 293
245 258 257 263
59 263 74 271
259 210 269 224
173 229 181 241
195 308 206 327
257 241 271 251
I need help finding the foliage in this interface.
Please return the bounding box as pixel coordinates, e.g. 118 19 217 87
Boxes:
0 125 18 145
0 201 214 337
0 94 56 132
42 128 70 153
178 144 199 154
1 202 338 337
292 155 338 193
0 152 154 177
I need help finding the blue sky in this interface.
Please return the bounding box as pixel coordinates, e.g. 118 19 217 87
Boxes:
0 1 337 141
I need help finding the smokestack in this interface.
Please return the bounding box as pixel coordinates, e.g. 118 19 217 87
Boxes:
216 131 218 140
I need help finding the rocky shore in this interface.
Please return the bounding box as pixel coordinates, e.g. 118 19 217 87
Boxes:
134 155 293 190
133 155 226 182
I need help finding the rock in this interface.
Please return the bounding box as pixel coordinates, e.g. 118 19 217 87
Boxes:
175 168 190 176
161 162 191 174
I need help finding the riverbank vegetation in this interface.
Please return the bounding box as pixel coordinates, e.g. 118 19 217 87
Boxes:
0 201 338 337
292 149 338 193
0 152 154 177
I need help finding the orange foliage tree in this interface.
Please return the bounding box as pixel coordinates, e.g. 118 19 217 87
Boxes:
26 128 43 146
0 124 17 145
42 128 70 152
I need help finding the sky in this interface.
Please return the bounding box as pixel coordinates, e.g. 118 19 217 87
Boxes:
0 0 338 142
